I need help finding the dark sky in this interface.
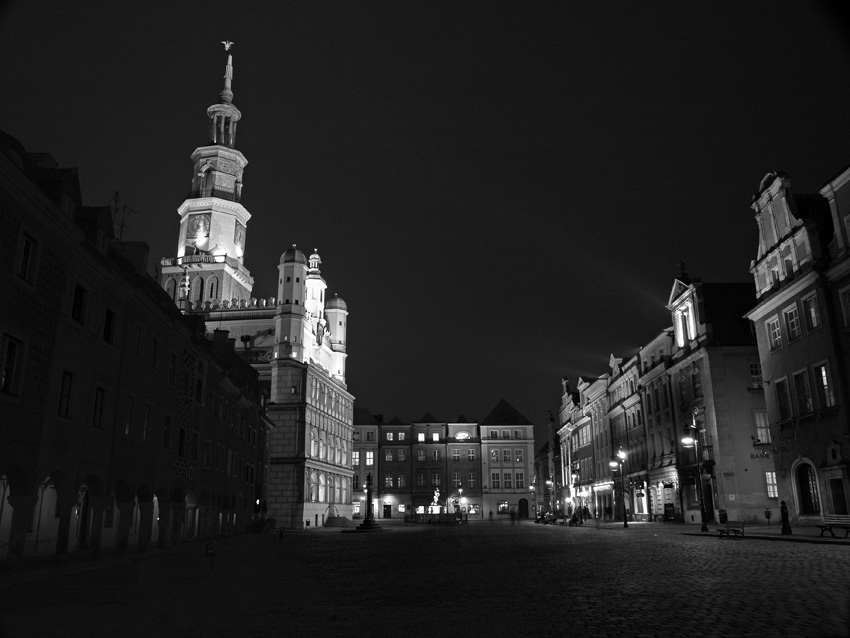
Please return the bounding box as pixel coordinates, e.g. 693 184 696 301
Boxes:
3 2 850 442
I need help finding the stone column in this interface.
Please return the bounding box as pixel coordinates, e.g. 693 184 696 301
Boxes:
54 502 73 557
115 500 134 554
157 502 171 548
137 501 153 552
87 496 106 558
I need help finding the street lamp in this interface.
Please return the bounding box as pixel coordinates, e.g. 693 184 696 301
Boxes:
609 449 628 528
682 408 709 532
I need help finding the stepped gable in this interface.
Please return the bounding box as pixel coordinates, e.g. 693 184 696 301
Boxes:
480 399 533 426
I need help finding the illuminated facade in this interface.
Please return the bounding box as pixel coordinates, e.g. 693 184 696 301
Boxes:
159 49 354 530
745 168 850 523
559 278 772 524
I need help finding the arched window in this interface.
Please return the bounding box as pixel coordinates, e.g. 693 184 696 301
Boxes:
335 437 342 464
165 278 177 301
191 276 204 303
334 476 341 503
208 276 219 300
310 428 319 457
318 474 326 503
797 464 821 515
319 433 327 460
328 437 336 465
309 471 318 502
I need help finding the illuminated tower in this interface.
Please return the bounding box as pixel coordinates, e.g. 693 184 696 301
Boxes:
160 44 253 307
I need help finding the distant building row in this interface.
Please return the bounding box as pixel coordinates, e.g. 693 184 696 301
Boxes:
552 164 850 527
351 400 537 521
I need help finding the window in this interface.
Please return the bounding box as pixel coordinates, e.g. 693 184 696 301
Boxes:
491 472 501 489
812 363 835 409
204 440 211 468
797 464 821 515
802 294 820 329
384 476 393 488
353 430 361 442
432 450 440 461
765 471 778 499
1 333 24 396
693 368 703 397
102 309 116 344
467 449 476 461
417 473 426 487
749 362 763 388
398 476 406 488
503 473 512 489
452 449 460 461
515 473 525 488
385 450 393 462
783 306 801 341
365 451 374 466
491 431 498 439
767 318 782 350
452 472 461 487
432 473 440 486
775 379 792 420
386 432 394 441
366 431 374 442
168 353 177 385
398 433 405 441
178 428 186 457
91 386 106 428
352 450 360 466
432 432 439 442
794 371 813 414
124 396 134 435
490 449 498 462
418 450 425 461
514 430 521 439
16 232 39 283
502 449 511 462
418 433 425 442
142 404 151 440
515 449 524 463
57 371 74 417
353 475 360 491
754 411 770 444
497 501 509 514
162 416 172 448
150 338 160 369
71 284 88 324
467 472 476 487
502 430 510 439
398 450 406 462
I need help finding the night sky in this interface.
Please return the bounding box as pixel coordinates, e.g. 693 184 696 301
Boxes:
3 2 850 442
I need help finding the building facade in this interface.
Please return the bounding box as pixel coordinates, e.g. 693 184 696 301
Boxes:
157 48 354 529
0 131 270 563
746 168 850 523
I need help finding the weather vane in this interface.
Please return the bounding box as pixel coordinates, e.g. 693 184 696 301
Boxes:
222 41 234 51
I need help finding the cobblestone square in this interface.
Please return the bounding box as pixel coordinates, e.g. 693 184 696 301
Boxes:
2 522 849 638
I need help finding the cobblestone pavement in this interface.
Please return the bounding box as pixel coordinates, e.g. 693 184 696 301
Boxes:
1 521 848 638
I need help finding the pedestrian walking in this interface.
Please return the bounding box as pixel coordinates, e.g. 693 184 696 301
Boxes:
489 510 494 523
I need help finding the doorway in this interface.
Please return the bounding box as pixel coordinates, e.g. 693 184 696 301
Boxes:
383 504 392 519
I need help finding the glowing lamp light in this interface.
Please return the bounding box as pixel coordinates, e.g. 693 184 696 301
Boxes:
682 430 695 446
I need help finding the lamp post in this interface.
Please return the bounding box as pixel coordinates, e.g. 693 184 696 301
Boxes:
682 407 709 532
609 449 628 528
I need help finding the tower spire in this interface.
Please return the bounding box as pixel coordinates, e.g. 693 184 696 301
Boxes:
220 41 234 104
208 42 241 148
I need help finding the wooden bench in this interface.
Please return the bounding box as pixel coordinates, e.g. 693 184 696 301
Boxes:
717 521 745 538
817 515 850 538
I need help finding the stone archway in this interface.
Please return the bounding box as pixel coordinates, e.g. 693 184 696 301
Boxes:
518 498 529 520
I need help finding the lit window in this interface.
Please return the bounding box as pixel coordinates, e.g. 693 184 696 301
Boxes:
418 433 425 442
813 363 836 408
467 449 476 461
765 471 778 499
452 449 460 461
366 451 374 466
398 476 406 488
386 432 394 441
1 333 24 396
794 371 813 414
783 306 801 341
490 449 498 462
802 295 820 329
767 318 782 350
384 476 393 488
754 411 770 444
432 432 439 442
385 450 393 462
398 432 405 441
503 473 512 489
352 450 360 466
497 501 509 514
515 449 523 462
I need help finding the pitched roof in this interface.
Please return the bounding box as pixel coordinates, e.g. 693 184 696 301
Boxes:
480 399 533 426
353 407 380 425
416 412 440 423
